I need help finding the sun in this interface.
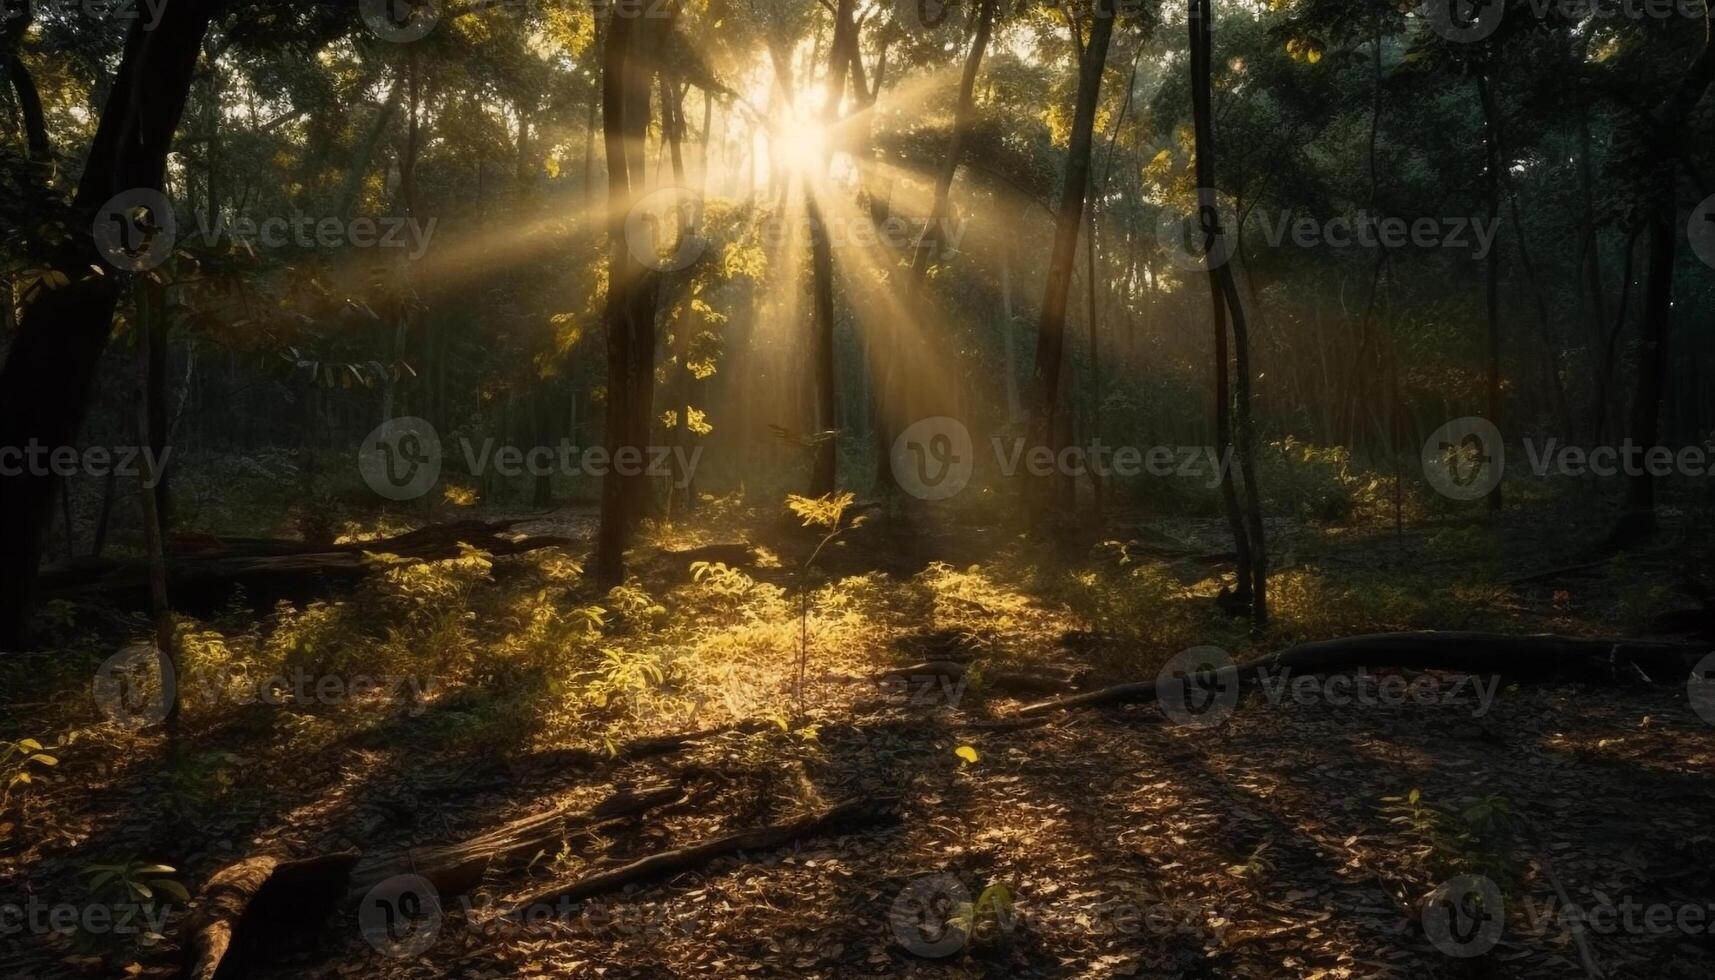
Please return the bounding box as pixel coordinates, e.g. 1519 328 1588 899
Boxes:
778 120 831 174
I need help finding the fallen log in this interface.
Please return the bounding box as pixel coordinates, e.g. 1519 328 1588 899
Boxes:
1017 630 1709 717
183 851 359 980
39 519 575 612
347 782 686 899
505 794 900 914
875 660 1080 696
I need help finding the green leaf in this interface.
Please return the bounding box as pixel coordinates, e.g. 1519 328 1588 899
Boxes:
153 880 191 903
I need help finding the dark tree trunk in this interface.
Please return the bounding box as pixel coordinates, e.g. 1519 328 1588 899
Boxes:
1189 0 1261 618
1477 73 1504 512
807 0 858 496
594 11 665 588
1615 32 1714 540
1027 1 1114 522
0 0 223 650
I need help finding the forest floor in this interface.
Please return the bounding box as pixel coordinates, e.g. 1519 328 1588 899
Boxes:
2 488 1714 979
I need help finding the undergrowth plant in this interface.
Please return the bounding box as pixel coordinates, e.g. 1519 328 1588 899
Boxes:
785 492 865 719
1382 787 1525 889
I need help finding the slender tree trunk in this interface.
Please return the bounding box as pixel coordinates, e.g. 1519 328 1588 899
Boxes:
1590 225 1641 444
1027 1 1114 523
1477 73 1504 512
1000 219 1021 424
806 0 859 496
1084 204 1105 521
135 283 179 758
1615 30 1713 539
1188 0 1260 615
594 11 665 587
1618 178 1677 540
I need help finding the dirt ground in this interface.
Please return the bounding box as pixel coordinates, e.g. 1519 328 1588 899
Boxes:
3 506 1713 979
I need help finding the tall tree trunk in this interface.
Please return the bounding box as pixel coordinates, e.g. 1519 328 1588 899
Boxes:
1084 205 1105 521
1476 72 1504 512
1027 1 1114 522
1000 216 1022 424
135 283 179 757
1188 0 1257 613
1615 30 1714 540
594 11 665 587
0 0 223 649
806 0 859 496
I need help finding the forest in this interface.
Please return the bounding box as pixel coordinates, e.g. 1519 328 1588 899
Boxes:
1 0 1713 976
